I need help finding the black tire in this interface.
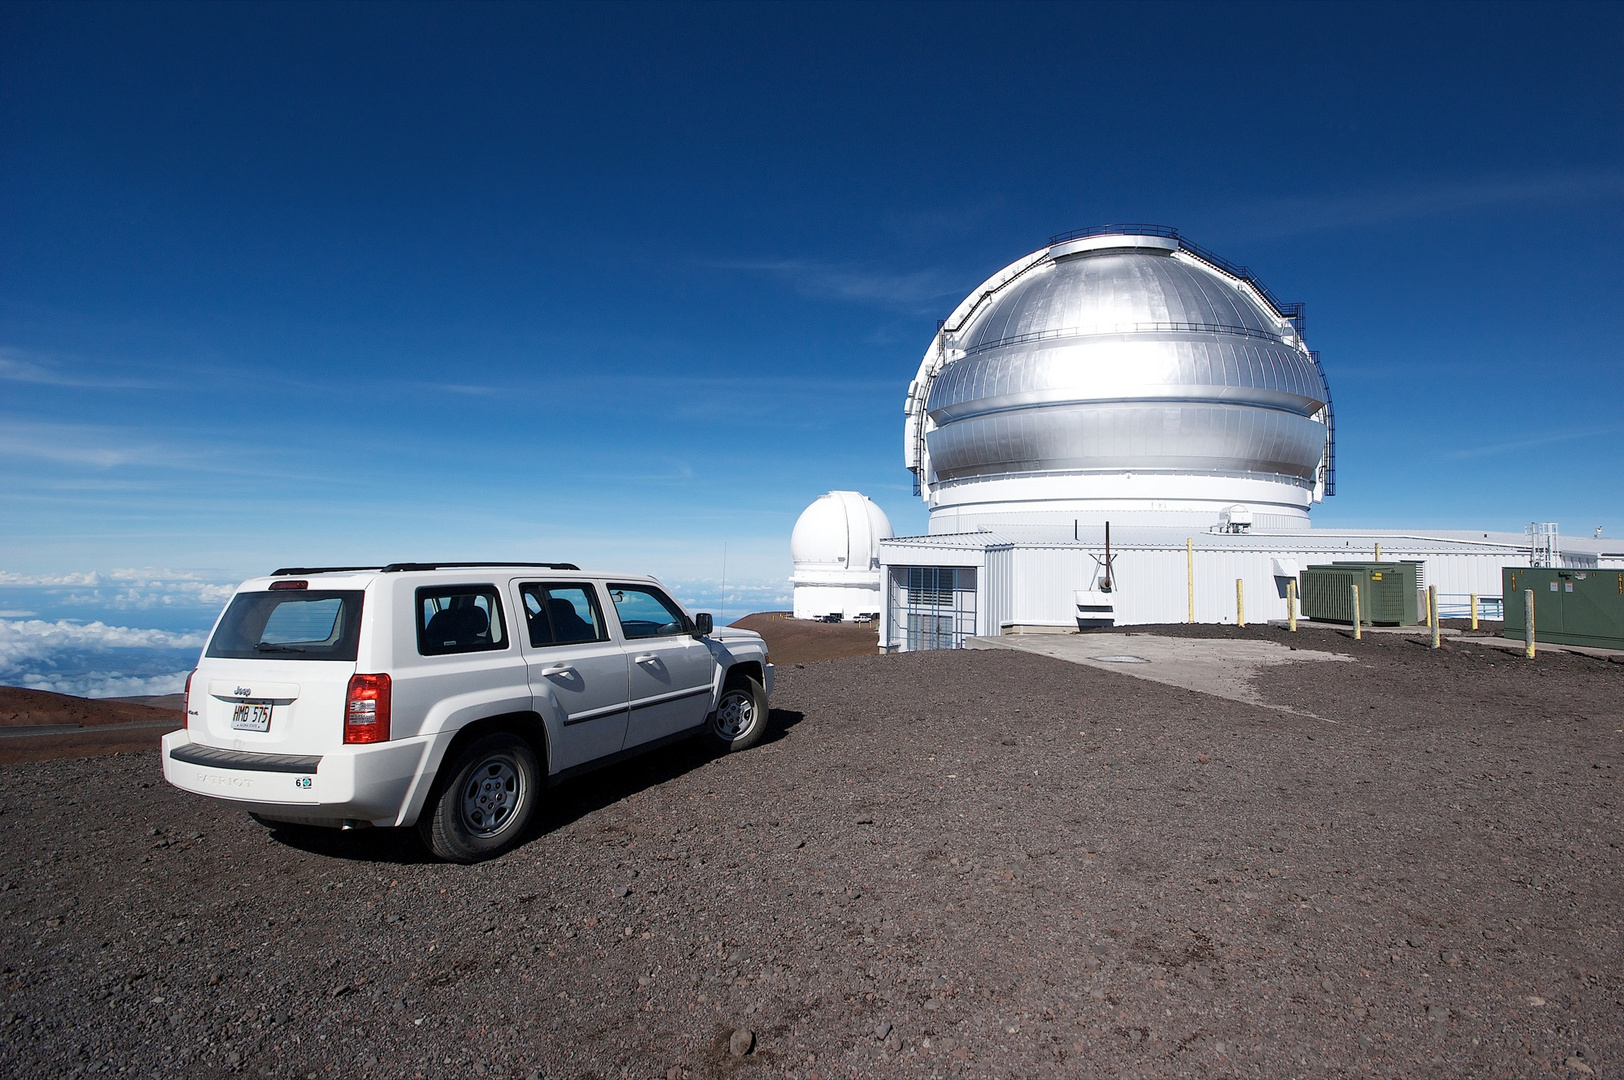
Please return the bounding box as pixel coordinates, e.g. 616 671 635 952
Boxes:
418 732 540 863
708 674 767 752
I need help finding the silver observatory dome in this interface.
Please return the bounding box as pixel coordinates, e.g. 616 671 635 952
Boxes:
904 226 1334 533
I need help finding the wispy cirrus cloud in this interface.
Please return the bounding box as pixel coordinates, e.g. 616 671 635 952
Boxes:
1446 425 1624 460
0 418 348 483
0 419 162 468
0 348 163 391
706 257 960 312
411 381 501 396
1238 169 1624 239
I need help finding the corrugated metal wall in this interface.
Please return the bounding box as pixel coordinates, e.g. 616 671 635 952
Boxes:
1009 547 1096 626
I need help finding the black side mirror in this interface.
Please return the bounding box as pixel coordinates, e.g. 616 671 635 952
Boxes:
693 612 713 637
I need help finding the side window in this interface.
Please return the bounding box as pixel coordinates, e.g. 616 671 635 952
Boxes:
608 585 690 640
416 585 508 656
520 584 608 648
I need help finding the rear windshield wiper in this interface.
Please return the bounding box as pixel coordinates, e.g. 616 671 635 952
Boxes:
253 643 308 654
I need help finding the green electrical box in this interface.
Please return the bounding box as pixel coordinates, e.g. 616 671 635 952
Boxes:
1502 567 1624 649
1300 561 1422 626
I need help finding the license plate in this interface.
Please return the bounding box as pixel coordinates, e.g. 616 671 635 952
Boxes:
231 702 273 732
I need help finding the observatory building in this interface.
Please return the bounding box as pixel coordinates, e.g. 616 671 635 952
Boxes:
791 491 893 621
905 228 1333 535
861 225 1619 650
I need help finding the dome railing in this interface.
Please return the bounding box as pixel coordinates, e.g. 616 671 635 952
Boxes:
1310 349 1336 496
957 320 1293 358
1046 223 1305 332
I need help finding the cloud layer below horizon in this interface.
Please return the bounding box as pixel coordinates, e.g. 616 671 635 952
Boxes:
0 617 206 698
0 569 790 698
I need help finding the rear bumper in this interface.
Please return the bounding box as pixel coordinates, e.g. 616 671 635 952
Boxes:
161 729 432 827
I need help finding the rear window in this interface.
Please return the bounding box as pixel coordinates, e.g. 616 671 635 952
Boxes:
206 590 365 661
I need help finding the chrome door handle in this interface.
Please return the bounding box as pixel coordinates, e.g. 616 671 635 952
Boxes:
634 654 659 665
540 663 575 677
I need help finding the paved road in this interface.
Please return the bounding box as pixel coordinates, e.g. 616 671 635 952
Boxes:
0 718 180 739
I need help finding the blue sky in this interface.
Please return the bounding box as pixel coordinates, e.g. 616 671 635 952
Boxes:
2 1 1622 693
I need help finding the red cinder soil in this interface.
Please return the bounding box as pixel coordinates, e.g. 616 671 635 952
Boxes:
730 611 881 665
0 686 181 729
0 686 181 764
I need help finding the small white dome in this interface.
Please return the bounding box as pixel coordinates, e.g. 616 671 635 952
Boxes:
791 491 893 571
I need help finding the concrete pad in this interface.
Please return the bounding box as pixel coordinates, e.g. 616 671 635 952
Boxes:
967 632 1354 721
1451 634 1624 661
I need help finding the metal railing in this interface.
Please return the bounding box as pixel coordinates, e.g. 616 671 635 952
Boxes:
1046 224 1304 332
1310 349 1335 496
958 320 1289 358
1436 594 1503 621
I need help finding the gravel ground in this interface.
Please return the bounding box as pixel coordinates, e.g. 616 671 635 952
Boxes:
1 630 1620 1080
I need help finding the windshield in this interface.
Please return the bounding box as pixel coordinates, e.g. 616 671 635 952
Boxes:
206 590 365 661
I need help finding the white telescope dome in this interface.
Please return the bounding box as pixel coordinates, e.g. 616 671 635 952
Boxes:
904 226 1334 533
790 491 893 620
791 491 893 569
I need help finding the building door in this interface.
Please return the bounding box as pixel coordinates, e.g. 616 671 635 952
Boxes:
895 567 978 650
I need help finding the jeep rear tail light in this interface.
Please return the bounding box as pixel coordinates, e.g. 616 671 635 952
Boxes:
344 673 391 744
183 669 196 730
269 579 308 590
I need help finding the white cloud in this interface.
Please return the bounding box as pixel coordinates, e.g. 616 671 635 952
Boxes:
16 670 192 699
665 578 793 617
0 570 105 586
0 618 207 699
0 568 239 609
0 618 206 653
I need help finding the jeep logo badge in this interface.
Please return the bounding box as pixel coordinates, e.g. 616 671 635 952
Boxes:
235 686 252 697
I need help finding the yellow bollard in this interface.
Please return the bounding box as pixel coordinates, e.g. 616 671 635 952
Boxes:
1236 578 1245 628
1186 538 1195 624
1351 584 1362 641
1470 593 1479 631
1287 579 1298 632
1429 586 1440 649
1524 589 1536 659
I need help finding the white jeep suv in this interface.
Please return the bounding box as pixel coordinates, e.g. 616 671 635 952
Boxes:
161 562 772 862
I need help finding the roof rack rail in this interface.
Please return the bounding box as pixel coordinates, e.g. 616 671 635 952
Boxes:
271 566 382 576
378 561 581 573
